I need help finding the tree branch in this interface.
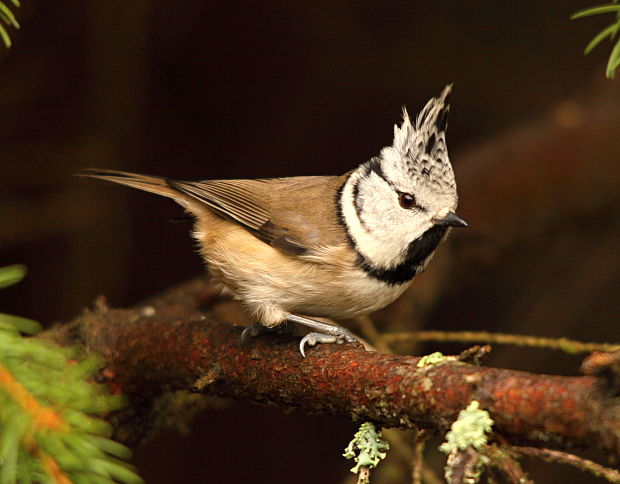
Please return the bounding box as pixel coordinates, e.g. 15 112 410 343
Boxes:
43 278 620 460
509 446 620 484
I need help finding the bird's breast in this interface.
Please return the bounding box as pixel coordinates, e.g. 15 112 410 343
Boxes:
193 214 413 322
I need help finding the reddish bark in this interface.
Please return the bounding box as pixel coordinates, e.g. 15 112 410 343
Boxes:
45 278 620 457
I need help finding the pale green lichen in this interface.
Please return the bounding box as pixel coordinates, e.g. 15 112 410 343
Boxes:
417 351 448 368
440 400 494 454
343 422 389 474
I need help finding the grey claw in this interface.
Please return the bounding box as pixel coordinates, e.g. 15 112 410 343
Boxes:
299 336 309 358
299 333 320 358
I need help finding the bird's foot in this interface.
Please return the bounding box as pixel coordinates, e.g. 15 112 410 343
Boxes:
299 329 357 357
242 315 358 357
286 314 358 357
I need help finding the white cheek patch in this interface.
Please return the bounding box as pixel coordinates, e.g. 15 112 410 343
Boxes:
341 172 413 268
357 174 396 230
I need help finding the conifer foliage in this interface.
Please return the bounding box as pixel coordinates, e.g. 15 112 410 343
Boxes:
0 265 143 484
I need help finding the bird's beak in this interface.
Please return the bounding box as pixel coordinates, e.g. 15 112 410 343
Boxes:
433 212 468 228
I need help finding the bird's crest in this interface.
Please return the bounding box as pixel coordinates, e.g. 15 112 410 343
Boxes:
383 85 455 191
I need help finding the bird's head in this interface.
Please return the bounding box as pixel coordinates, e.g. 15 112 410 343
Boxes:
339 85 466 282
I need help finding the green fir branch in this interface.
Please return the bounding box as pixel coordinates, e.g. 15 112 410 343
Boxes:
0 265 143 484
0 0 20 48
572 1 620 78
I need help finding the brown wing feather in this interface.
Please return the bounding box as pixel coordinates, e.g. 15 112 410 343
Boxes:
260 176 349 251
169 176 348 255
168 179 270 230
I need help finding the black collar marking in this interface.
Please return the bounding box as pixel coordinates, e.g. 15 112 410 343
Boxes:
335 176 354 246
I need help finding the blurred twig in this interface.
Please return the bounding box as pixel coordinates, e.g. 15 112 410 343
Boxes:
383 330 620 354
482 445 534 484
510 446 620 483
411 429 440 484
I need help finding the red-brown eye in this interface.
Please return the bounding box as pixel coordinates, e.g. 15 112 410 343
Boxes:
398 192 417 209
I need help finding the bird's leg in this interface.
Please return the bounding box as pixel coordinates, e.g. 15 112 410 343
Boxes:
286 314 358 357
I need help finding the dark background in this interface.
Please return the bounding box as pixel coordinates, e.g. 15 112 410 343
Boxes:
1 1 619 482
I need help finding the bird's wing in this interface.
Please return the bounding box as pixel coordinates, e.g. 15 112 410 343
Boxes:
168 176 347 256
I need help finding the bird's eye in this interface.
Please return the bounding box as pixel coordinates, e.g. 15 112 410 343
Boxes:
398 192 417 209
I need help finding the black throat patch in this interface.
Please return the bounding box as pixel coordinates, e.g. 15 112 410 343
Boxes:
356 225 448 285
358 225 448 285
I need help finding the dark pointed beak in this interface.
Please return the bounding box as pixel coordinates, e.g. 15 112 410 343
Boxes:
433 212 468 228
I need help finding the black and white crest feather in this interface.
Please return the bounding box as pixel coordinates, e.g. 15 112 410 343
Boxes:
384 84 456 193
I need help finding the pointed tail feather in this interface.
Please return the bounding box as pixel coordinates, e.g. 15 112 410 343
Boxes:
78 169 181 200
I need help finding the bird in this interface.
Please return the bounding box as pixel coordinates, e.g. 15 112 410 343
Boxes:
79 85 466 357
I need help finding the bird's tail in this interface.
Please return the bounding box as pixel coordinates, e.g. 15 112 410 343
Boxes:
78 169 181 200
